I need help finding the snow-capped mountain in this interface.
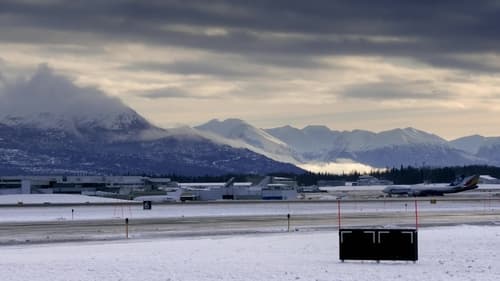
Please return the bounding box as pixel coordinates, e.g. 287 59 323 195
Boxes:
265 126 447 155
0 66 302 176
332 127 446 151
201 119 491 169
450 135 500 154
264 125 339 160
0 64 168 142
2 65 498 176
0 109 167 143
195 119 299 164
320 128 480 167
476 142 500 164
450 135 500 164
196 119 288 148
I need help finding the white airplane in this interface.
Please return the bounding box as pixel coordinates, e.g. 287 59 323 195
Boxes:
382 175 480 197
134 188 183 202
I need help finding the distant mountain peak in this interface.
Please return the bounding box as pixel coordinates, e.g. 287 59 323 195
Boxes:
449 134 500 154
302 125 333 133
198 118 289 146
0 68 303 175
0 64 166 141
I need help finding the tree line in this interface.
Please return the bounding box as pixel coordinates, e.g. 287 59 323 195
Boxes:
158 165 500 186
275 165 500 185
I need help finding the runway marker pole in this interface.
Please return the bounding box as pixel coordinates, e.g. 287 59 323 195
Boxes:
337 200 341 229
414 200 419 230
287 213 291 232
125 218 129 239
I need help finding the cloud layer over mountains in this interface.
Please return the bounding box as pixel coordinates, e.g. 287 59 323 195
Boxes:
1 65 499 175
1 1 500 137
0 64 130 119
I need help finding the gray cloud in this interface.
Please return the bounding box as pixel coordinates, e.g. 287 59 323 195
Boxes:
0 64 131 118
340 80 453 101
141 86 217 100
418 54 500 73
126 61 258 78
124 54 326 79
1 1 500 72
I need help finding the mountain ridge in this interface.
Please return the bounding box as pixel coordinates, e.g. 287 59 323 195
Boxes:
0 66 303 176
196 118 500 171
2 66 499 175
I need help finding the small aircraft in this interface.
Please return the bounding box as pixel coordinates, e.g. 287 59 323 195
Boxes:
382 174 480 197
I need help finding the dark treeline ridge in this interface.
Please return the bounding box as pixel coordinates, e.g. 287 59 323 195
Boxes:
154 165 500 186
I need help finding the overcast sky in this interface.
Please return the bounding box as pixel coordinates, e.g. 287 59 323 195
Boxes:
1 0 500 139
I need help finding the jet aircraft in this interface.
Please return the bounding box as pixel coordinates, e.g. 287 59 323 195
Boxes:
382 174 480 196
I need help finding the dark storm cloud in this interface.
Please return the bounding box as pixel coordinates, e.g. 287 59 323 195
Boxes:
1 0 500 71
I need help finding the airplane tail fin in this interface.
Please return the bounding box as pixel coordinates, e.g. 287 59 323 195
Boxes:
224 177 236 188
255 176 271 188
454 175 479 191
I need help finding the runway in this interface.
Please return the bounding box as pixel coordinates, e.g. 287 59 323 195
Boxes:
1 198 499 245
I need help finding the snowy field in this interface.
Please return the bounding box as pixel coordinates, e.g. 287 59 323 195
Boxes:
0 197 499 223
0 225 499 281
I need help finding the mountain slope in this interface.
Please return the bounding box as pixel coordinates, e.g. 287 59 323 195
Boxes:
241 122 491 169
196 119 299 163
449 135 486 154
265 125 339 160
0 66 303 176
450 135 500 165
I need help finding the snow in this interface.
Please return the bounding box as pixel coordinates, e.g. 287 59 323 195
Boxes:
334 127 447 152
0 225 499 281
0 202 319 223
195 120 460 173
0 65 164 139
298 160 378 174
197 118 289 147
196 119 299 164
450 135 486 154
0 198 498 223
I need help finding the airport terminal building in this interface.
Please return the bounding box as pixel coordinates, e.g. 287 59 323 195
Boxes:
0 175 173 195
0 175 299 201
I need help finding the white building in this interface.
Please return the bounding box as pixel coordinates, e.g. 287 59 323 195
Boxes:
0 175 299 201
479 175 500 184
355 175 393 186
178 177 298 201
0 175 172 195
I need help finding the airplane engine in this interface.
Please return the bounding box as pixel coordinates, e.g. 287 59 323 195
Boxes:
409 190 421 197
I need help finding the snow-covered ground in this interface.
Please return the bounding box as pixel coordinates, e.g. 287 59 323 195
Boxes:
0 225 499 281
0 199 498 223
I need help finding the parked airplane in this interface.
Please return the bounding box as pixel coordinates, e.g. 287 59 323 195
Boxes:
382 174 480 196
133 187 183 202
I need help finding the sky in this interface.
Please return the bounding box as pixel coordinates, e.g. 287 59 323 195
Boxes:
1 0 500 139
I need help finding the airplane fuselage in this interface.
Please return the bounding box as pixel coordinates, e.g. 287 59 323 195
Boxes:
383 175 479 197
